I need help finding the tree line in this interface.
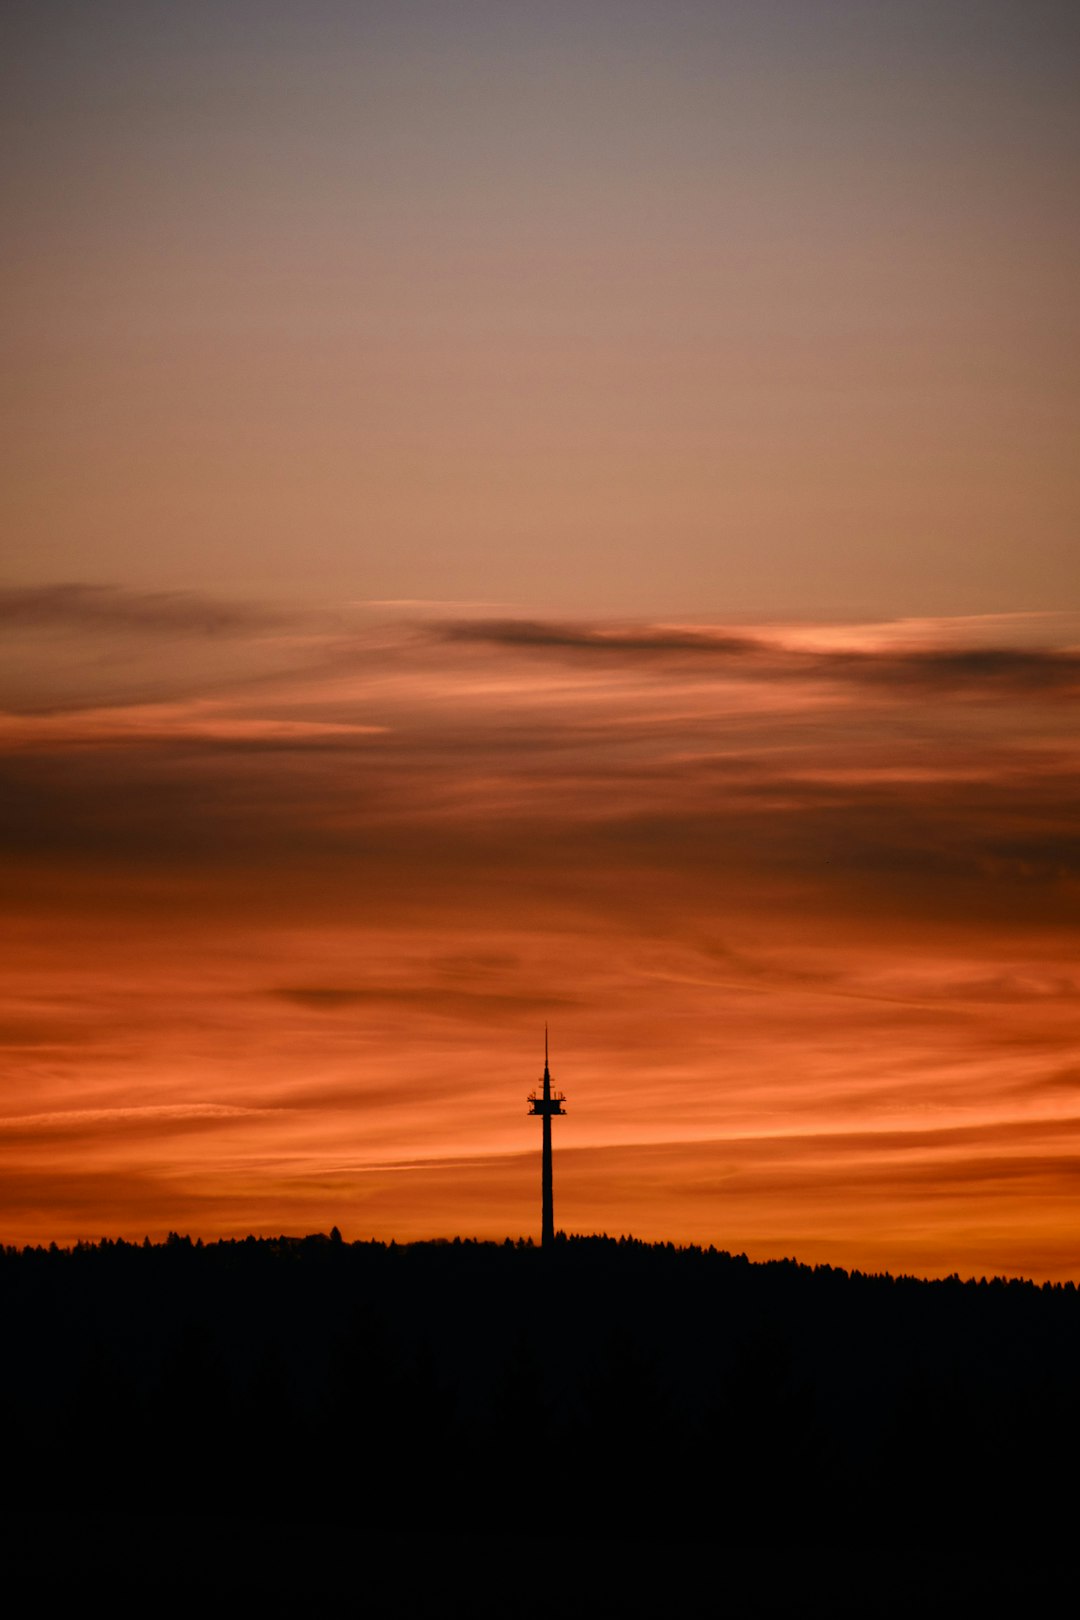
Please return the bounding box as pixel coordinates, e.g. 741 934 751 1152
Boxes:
3 1232 1079 1543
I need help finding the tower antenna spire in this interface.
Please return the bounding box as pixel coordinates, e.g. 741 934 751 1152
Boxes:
528 1027 565 1248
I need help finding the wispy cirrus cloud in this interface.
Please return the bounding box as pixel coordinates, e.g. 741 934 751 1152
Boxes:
0 582 294 637
440 616 1080 696
271 985 576 1017
440 617 764 657
0 582 332 720
0 700 385 749
0 1102 274 1131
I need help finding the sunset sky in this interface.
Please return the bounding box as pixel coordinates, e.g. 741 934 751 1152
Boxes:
2 1 1078 1275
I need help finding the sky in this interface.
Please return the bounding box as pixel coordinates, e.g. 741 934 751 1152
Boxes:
2 2 1078 1274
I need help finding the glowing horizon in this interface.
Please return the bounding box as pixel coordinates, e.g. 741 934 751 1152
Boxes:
2 592 1078 1276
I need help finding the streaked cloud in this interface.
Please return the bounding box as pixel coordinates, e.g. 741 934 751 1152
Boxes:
0 1102 274 1131
272 986 575 1016
441 616 1080 696
440 618 765 657
0 701 386 749
0 583 291 637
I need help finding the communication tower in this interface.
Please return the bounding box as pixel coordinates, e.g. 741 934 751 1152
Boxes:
528 1027 566 1248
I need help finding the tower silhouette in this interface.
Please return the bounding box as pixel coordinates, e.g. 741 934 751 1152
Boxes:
528 1027 566 1248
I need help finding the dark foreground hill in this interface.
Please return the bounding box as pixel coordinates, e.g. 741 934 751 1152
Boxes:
2 1232 1077 1612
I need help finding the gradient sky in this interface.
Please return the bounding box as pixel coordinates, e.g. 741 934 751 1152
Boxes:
2 3 1078 1274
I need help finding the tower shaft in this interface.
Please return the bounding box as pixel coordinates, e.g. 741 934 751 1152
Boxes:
541 1110 554 1247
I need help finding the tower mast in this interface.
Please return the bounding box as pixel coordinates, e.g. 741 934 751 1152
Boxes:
528 1025 566 1248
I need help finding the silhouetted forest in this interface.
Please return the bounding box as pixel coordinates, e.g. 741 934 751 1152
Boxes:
2 1233 1076 1611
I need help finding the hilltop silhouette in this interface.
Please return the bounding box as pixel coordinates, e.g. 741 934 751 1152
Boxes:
1 1233 1075 1611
